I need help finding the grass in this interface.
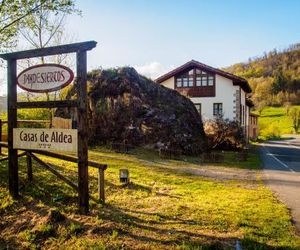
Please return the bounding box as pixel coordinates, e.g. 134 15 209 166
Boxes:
0 146 299 249
207 150 262 170
257 106 300 139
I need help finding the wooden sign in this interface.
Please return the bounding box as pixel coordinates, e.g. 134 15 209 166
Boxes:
13 128 77 152
0 41 97 214
17 64 74 93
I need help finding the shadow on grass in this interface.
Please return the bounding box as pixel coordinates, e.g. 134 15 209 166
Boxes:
0 236 20 250
0 154 298 249
257 136 296 143
97 204 298 250
261 114 284 118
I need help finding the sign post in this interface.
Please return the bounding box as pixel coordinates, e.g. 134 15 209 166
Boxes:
0 41 97 214
77 50 89 214
7 59 18 198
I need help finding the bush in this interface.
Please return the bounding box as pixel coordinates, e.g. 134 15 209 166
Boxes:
259 123 282 139
289 107 300 133
204 116 246 150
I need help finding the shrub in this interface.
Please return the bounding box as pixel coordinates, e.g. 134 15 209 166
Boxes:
259 123 281 139
204 116 246 150
288 107 300 133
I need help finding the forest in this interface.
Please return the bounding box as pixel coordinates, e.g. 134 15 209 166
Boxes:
224 43 300 111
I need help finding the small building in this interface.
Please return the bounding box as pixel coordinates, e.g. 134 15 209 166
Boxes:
156 60 255 138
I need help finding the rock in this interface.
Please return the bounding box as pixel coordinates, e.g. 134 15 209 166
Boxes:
57 67 207 155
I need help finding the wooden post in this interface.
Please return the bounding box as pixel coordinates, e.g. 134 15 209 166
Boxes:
26 153 33 182
77 50 89 214
0 119 2 155
7 59 18 198
0 41 97 211
98 169 105 204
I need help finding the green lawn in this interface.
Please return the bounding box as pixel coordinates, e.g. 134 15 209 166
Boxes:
258 106 300 138
0 147 299 249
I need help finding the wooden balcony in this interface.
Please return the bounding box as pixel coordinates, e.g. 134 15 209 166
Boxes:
175 86 215 98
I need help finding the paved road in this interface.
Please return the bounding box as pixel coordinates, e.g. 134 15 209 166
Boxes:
259 136 300 233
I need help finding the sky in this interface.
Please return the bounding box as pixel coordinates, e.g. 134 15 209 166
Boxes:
1 0 300 95
63 0 300 78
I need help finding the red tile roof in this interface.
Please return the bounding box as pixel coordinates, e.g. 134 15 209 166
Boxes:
155 60 251 93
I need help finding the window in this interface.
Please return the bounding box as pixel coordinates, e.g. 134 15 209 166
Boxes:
208 76 214 86
201 76 208 86
183 77 188 87
176 78 182 87
176 68 215 88
213 103 223 116
188 70 193 87
196 76 201 86
194 103 201 114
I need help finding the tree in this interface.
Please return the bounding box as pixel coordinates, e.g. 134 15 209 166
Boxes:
16 1 79 127
284 102 291 116
289 107 300 134
272 70 288 95
0 0 78 50
252 77 273 113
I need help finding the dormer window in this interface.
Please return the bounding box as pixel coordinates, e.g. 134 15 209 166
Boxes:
176 68 215 88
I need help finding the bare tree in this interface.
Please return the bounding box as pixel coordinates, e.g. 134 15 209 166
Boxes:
18 3 79 126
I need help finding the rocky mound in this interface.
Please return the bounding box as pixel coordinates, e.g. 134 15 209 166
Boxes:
58 67 207 155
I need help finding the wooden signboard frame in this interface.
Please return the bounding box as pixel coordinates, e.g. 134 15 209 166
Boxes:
0 41 97 214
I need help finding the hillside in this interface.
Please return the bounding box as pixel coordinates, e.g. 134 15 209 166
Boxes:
257 106 300 138
224 43 300 109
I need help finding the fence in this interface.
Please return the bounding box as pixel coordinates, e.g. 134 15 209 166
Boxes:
0 141 107 204
52 117 72 129
0 118 107 205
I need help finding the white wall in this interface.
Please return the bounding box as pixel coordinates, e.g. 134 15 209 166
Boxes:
245 105 250 140
160 74 247 122
191 75 239 121
160 77 175 89
240 88 246 126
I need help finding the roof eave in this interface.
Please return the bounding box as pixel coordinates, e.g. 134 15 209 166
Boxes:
155 59 252 93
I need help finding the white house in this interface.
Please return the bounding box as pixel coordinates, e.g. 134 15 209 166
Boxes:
156 60 255 139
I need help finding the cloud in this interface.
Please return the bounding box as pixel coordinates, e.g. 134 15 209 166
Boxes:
135 62 174 80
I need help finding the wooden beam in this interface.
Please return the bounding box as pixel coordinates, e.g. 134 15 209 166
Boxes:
0 156 9 162
30 153 78 191
0 120 50 124
0 119 2 155
16 100 77 109
29 153 100 203
26 153 33 182
0 142 8 148
7 59 19 198
0 152 26 162
0 41 97 60
98 168 105 204
27 149 107 170
77 50 89 214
